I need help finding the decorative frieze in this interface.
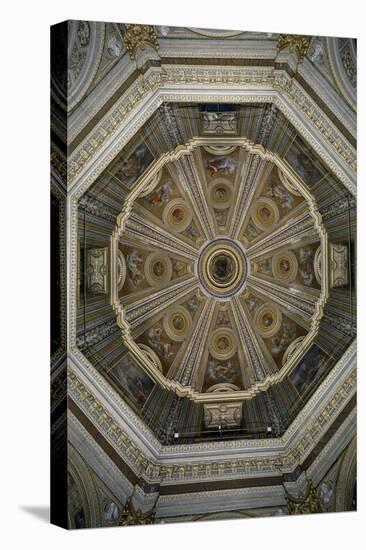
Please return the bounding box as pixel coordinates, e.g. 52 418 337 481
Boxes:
248 276 316 318
247 213 315 259
67 363 356 484
329 243 348 287
76 319 119 350
231 297 267 380
201 111 238 135
86 247 108 293
203 401 243 430
176 299 215 385
125 278 197 328
79 195 117 222
321 196 356 221
67 65 356 189
126 214 198 260
176 156 216 240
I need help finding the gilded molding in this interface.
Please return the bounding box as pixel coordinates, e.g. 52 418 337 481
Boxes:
66 337 355 459
123 24 159 60
286 482 320 514
119 497 155 525
67 66 356 193
50 179 67 367
68 361 356 484
278 34 311 63
107 138 328 402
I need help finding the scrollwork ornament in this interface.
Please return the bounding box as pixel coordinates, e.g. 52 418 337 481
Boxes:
119 497 155 526
123 24 159 59
278 34 311 63
286 482 320 515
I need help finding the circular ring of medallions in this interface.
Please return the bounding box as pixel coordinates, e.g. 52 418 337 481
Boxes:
210 179 233 209
162 198 192 233
145 252 172 286
117 250 127 291
254 304 282 338
138 344 163 372
252 197 280 231
163 306 192 342
210 327 237 360
196 237 249 300
272 251 298 282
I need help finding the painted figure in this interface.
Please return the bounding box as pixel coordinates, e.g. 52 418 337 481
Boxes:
271 321 296 355
265 181 293 209
214 209 228 226
246 219 261 239
207 156 236 176
285 144 323 187
257 258 271 274
115 143 154 188
172 260 186 276
299 246 314 286
207 359 236 383
217 311 230 327
112 354 154 407
290 345 329 394
126 250 144 287
184 223 200 239
187 295 199 314
144 182 172 207
147 326 173 359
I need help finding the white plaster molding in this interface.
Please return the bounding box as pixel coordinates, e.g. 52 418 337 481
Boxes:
67 339 356 467
69 412 133 504
158 39 278 59
155 486 286 518
68 72 356 196
299 58 356 139
68 53 136 144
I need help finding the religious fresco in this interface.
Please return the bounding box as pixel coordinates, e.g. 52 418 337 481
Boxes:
113 143 154 188
285 137 327 188
289 344 330 396
110 353 155 408
206 156 236 177
144 181 172 207
51 20 356 530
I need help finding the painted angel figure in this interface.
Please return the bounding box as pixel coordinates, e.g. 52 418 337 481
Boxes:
265 181 293 209
126 250 144 286
145 182 172 207
299 246 314 286
207 156 236 176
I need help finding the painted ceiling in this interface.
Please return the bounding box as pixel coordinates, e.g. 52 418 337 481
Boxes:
74 101 355 444
51 22 356 526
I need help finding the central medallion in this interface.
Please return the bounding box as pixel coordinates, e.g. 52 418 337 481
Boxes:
196 238 249 300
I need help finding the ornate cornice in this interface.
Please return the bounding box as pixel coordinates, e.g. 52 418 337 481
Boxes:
66 66 356 194
67 338 356 484
50 179 67 368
